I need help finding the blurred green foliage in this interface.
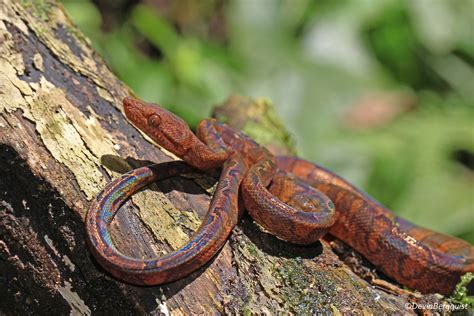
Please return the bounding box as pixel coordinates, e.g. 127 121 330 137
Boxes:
62 0 473 242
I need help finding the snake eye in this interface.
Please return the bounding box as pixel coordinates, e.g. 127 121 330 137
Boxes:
148 114 161 128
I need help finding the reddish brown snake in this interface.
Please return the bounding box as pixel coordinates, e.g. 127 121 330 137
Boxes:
85 97 474 295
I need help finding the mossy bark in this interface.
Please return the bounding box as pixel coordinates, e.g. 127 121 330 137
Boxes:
0 1 452 314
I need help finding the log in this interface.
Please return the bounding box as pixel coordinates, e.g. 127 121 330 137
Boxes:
0 1 455 314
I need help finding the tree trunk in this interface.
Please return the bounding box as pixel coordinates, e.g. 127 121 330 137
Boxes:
0 1 450 314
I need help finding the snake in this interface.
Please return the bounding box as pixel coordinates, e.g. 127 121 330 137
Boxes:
86 97 474 295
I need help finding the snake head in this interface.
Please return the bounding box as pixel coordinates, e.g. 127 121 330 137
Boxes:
123 97 195 157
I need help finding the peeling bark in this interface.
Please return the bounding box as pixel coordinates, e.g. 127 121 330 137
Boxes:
0 1 452 314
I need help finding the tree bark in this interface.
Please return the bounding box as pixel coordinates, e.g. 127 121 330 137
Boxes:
0 1 450 314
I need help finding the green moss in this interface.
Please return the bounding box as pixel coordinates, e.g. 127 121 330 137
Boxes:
19 0 54 21
275 258 336 314
246 243 258 257
241 307 252 316
241 98 297 155
450 273 474 310
213 96 297 156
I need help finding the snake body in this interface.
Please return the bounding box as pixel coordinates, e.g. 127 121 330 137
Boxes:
86 97 474 294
